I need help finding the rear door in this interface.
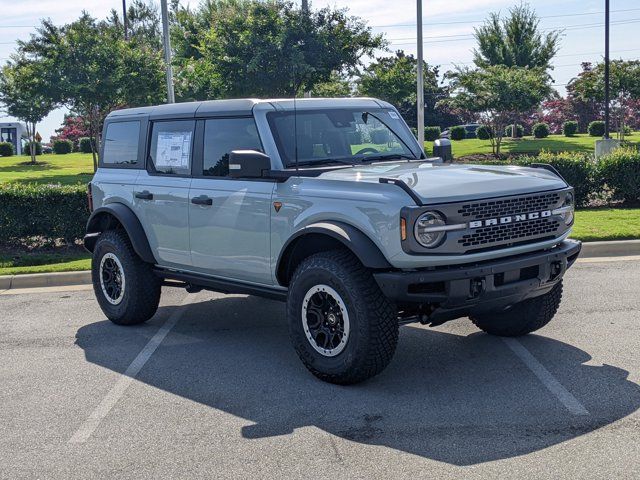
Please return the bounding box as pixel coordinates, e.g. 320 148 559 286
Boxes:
134 120 195 269
188 117 274 284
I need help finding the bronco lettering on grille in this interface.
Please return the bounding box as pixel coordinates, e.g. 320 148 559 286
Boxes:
468 210 552 229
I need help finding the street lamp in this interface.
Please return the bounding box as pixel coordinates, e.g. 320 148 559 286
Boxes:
604 0 610 139
160 0 175 104
416 0 425 148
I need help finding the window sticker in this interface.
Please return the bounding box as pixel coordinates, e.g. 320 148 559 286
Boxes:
156 131 192 168
388 110 400 120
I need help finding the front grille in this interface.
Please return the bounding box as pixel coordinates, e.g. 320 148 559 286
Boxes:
458 192 561 220
459 218 560 248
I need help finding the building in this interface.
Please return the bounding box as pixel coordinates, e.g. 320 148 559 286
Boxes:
0 122 27 155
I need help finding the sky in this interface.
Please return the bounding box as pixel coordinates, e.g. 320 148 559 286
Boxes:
1 0 639 140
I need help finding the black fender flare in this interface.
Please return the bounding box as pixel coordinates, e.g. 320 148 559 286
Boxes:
84 203 157 264
276 221 392 286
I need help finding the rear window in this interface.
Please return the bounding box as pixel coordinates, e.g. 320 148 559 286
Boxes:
103 121 140 165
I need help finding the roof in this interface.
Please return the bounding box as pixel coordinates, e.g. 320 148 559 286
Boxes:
106 97 393 120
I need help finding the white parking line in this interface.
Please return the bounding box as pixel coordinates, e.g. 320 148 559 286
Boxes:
69 293 198 444
502 337 590 416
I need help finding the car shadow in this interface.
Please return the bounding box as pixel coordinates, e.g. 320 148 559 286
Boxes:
75 294 640 466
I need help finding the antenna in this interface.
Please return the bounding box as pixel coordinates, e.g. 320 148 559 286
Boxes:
293 65 299 174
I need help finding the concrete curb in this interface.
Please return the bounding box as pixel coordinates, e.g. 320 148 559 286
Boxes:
0 240 638 291
0 271 91 291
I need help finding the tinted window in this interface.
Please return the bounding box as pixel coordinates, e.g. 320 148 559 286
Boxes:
203 118 262 177
103 121 140 165
149 120 195 175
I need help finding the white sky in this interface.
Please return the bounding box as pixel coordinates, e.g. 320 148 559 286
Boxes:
1 0 639 139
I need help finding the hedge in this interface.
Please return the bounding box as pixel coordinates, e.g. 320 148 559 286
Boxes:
534 151 597 207
78 137 93 154
424 126 441 142
588 121 605 137
0 183 89 244
563 121 578 137
476 125 493 140
450 126 466 141
370 129 390 144
0 142 14 157
24 142 43 156
53 139 73 154
532 123 550 139
598 148 640 203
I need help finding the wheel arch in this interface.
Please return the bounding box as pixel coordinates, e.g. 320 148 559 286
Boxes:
276 221 392 287
84 203 157 264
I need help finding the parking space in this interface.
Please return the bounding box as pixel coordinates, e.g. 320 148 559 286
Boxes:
1 258 639 479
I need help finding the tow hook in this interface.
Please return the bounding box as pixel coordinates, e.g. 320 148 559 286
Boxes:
470 278 485 299
550 261 563 281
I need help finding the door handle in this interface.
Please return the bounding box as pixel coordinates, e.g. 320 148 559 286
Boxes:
135 190 153 200
191 195 213 206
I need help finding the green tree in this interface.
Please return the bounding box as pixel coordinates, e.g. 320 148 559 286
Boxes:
570 60 640 140
473 3 560 70
310 72 352 97
107 0 162 49
443 66 552 156
19 14 165 170
172 0 384 100
357 51 455 129
0 58 57 164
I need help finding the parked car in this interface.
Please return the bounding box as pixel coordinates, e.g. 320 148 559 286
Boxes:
441 123 481 139
85 98 580 384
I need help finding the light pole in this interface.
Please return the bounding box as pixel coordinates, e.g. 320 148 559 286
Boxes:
122 0 128 40
416 0 425 148
604 0 610 139
160 0 175 104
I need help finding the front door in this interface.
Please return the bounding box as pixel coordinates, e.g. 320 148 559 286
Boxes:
134 120 195 269
189 117 273 285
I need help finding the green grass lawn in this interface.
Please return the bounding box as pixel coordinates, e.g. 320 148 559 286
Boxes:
425 133 640 158
0 251 91 276
0 152 94 185
572 208 640 242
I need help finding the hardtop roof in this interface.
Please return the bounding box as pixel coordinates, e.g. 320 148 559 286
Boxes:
106 97 392 120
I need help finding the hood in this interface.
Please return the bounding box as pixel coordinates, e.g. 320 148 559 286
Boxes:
317 162 568 204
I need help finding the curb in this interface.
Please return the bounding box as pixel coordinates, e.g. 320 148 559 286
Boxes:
0 240 639 291
0 271 92 291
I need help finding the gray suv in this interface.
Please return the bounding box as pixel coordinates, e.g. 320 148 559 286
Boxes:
85 98 581 384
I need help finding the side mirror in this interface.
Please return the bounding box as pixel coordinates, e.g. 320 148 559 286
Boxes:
228 150 272 179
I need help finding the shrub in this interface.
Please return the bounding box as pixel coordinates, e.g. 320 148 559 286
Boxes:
78 137 93 153
505 124 524 138
53 139 73 154
588 120 606 137
532 122 550 139
476 125 493 140
0 183 89 244
0 142 14 157
347 131 363 145
424 126 442 142
450 126 466 141
598 148 640 203
370 129 390 144
563 121 578 137
535 151 597 207
24 142 43 156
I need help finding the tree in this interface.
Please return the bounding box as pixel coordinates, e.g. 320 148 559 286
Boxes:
357 51 459 129
443 66 552 156
107 0 162 49
474 3 560 138
0 58 56 164
473 3 560 70
172 0 384 100
310 72 352 97
570 60 640 140
19 14 165 170
51 114 91 146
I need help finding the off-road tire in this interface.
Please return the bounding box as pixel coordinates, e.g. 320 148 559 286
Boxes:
287 250 398 385
92 229 161 325
470 281 563 337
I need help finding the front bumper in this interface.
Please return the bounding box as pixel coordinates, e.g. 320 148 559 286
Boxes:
374 240 581 322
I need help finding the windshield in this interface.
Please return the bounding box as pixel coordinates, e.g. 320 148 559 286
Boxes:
267 108 419 167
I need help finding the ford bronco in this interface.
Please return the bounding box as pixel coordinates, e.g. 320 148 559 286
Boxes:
85 98 581 384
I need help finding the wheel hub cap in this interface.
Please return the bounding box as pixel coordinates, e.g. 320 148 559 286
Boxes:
99 252 125 305
301 285 350 357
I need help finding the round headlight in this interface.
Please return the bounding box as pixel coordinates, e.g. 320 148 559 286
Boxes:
414 211 446 248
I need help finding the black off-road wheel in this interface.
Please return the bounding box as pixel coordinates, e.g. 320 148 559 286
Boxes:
470 281 563 337
91 229 161 325
287 250 398 385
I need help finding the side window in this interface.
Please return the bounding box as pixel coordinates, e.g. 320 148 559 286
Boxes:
149 120 195 175
203 118 263 177
103 121 140 165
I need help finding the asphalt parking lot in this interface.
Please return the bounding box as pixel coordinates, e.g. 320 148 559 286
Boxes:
1 257 639 479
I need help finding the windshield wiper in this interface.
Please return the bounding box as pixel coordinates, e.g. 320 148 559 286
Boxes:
360 153 416 162
289 156 371 168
